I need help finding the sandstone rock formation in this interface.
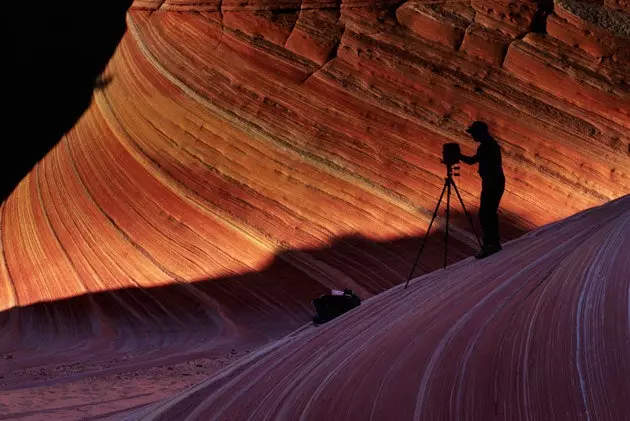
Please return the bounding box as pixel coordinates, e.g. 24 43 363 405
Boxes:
135 195 630 420
1 0 629 417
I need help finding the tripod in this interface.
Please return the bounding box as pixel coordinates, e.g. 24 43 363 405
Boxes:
404 163 481 289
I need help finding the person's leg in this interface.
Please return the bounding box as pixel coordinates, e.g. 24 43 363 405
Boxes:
485 195 500 248
476 177 504 258
488 176 505 248
479 182 493 248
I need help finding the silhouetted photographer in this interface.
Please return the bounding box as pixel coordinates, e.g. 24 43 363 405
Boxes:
403 121 505 287
459 121 505 259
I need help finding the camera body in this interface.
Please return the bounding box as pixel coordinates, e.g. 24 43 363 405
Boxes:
442 142 461 166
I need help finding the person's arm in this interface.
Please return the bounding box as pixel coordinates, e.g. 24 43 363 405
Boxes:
459 151 478 165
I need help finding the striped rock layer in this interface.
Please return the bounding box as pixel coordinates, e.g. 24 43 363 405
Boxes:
136 195 630 420
0 1 629 415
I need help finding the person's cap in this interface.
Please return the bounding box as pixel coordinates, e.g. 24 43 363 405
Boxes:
466 120 489 135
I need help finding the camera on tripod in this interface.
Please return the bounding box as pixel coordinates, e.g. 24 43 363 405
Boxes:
442 142 461 166
404 140 481 288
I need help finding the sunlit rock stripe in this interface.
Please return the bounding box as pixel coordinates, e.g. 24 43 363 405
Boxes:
3 175 88 305
126 10 482 239
100 36 428 265
127 9 628 223
40 141 181 293
504 37 630 130
95 13 468 292
136 195 630 420
1 1 629 408
0 204 17 312
137 11 457 209
114 16 433 239
333 18 627 206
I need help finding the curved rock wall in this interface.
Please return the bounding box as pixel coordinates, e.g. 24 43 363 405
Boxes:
1 0 629 374
136 195 630 421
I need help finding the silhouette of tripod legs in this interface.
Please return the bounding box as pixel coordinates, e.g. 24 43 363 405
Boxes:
404 176 480 289
451 178 481 249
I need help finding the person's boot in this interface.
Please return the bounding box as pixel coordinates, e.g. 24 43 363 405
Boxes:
475 244 502 259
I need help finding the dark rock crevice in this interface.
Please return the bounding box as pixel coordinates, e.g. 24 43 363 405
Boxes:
530 0 555 34
300 25 346 85
498 1 554 68
282 0 304 49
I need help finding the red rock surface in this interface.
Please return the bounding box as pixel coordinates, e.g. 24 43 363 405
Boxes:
471 0 541 37
460 22 512 65
1 0 629 418
606 0 630 13
136 195 630 420
285 9 343 65
549 0 630 61
396 2 473 49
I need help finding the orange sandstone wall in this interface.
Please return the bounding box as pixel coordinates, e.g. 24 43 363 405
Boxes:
1 0 628 357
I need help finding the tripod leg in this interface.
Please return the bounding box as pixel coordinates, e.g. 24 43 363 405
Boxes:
404 180 448 289
444 179 451 269
451 179 482 248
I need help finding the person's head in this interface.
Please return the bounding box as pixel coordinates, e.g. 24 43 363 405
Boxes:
466 121 490 143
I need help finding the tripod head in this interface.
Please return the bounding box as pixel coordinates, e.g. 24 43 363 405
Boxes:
445 162 460 178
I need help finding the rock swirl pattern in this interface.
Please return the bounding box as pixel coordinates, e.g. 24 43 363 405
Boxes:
1 0 629 417
137 195 630 420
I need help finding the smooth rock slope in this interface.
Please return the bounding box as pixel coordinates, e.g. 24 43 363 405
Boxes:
136 195 630 420
1 0 629 417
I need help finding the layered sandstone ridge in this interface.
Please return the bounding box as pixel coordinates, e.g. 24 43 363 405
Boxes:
137 195 630 420
1 1 629 417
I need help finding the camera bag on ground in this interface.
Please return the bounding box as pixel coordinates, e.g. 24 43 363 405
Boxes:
312 289 361 324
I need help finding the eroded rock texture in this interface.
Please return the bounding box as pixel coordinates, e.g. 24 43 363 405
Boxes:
1 0 629 416
136 195 630 420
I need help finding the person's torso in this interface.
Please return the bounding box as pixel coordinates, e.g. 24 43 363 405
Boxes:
477 139 504 179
